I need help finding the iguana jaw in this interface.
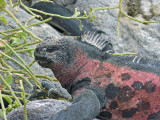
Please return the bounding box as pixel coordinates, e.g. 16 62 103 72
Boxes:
34 36 70 68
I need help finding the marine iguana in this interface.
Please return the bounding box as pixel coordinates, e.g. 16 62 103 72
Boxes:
34 32 160 120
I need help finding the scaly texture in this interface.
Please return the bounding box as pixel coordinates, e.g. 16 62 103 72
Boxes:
31 2 97 36
35 32 160 120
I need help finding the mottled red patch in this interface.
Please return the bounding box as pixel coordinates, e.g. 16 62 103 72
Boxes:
55 49 160 120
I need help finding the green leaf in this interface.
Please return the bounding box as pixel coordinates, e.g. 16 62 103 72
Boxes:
24 46 34 57
29 49 34 58
23 46 29 49
10 37 20 45
5 75 13 86
5 104 14 113
90 7 93 12
7 104 13 109
13 100 19 108
0 16 8 25
20 32 27 41
0 0 6 12
4 46 10 53
3 46 12 59
90 15 95 22
2 94 13 105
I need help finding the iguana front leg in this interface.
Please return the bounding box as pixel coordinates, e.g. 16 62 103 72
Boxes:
50 89 101 120
41 80 72 101
28 80 72 101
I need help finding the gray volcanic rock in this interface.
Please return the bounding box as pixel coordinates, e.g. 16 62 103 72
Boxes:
6 99 71 120
6 99 99 120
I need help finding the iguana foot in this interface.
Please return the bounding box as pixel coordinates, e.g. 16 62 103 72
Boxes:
28 80 72 101
27 85 47 100
41 80 72 101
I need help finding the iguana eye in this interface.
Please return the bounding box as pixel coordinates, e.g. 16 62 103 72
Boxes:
46 46 59 53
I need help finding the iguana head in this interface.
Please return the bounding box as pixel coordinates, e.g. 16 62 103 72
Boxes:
34 32 113 89
34 36 69 68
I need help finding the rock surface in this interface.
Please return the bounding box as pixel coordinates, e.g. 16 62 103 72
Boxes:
6 99 71 120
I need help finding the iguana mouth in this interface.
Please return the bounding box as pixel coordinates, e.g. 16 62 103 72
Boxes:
34 47 53 67
35 57 52 68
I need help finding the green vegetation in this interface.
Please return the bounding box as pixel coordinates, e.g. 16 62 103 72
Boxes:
0 0 158 119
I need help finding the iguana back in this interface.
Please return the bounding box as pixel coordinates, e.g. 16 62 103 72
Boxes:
35 32 160 120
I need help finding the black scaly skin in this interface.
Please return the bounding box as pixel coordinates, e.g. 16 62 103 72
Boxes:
50 0 76 6
28 0 76 6
31 2 98 36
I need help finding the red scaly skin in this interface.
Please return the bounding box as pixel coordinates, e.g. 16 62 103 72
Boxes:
57 49 160 120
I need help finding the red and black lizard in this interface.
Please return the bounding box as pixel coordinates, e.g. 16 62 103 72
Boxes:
34 32 160 120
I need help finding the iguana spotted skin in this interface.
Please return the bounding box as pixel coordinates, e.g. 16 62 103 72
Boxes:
34 32 160 120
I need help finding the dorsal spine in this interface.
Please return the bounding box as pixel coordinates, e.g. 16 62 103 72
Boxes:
80 31 114 54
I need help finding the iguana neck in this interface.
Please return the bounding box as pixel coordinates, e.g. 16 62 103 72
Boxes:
51 50 90 90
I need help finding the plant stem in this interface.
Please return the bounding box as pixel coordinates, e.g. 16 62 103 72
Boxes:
19 80 28 120
20 2 40 18
35 74 58 81
0 90 7 120
15 48 35 53
0 58 12 69
15 73 33 87
112 52 137 56
0 17 52 34
2 8 42 41
0 75 22 106
2 90 30 96
29 59 35 67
